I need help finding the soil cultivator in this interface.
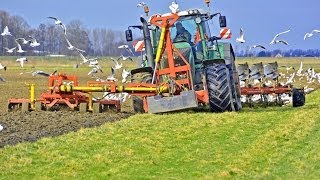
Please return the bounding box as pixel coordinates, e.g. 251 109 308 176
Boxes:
7 0 305 113
238 62 305 107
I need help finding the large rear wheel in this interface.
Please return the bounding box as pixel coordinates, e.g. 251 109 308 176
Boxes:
205 63 234 112
131 72 152 113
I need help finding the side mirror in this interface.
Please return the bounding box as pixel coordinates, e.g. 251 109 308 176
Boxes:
125 29 133 42
219 16 227 28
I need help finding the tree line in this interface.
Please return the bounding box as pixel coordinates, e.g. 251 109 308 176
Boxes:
0 10 130 57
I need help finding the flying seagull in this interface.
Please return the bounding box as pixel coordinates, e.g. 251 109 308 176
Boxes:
15 40 26 53
0 124 3 131
137 2 147 7
0 63 7 71
1 26 12 36
16 38 31 45
274 40 289 45
31 70 50 77
107 68 117 81
304 29 320 40
236 28 245 43
65 36 85 52
4 47 16 54
169 1 179 13
118 44 134 56
28 36 40 47
269 30 290 44
111 57 123 70
16 57 28 67
122 68 130 83
77 50 98 64
0 76 5 82
47 16 67 35
249 44 266 51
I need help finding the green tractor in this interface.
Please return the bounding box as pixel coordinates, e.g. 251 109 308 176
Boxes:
125 1 242 113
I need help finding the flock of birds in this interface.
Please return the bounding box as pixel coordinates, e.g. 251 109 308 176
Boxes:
235 28 320 51
238 60 319 105
0 16 137 102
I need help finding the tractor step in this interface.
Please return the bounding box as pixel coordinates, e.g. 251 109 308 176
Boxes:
147 90 198 113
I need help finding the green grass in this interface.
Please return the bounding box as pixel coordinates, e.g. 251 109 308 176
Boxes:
0 90 320 178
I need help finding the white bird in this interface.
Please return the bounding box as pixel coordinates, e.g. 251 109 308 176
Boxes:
169 1 180 13
16 57 28 67
111 57 123 70
29 36 40 47
274 40 289 45
122 68 130 83
88 67 101 76
304 29 320 40
31 70 50 77
0 124 3 131
119 55 133 61
0 63 7 71
285 72 295 85
47 16 67 35
297 61 303 75
249 44 266 51
236 28 245 43
77 50 98 64
1 26 12 36
304 86 314 94
137 2 147 7
65 36 85 52
15 40 26 53
16 38 31 44
118 44 134 56
269 30 290 44
4 47 16 53
107 68 117 81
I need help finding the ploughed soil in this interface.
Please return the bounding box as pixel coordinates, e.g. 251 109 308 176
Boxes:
0 111 132 148
0 66 135 148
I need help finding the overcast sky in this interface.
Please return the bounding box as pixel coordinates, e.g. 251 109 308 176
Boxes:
1 0 319 50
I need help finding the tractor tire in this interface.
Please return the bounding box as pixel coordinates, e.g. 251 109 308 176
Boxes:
92 103 102 113
35 102 42 111
292 88 305 107
131 72 152 113
79 103 88 113
205 63 234 112
21 102 30 113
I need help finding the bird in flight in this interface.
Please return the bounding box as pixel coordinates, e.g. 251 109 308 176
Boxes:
111 57 123 70
236 28 245 43
47 16 67 35
1 26 12 36
137 2 147 7
249 44 266 51
28 36 40 47
269 30 290 44
4 47 16 54
0 63 7 71
15 40 27 53
65 36 85 52
304 29 320 40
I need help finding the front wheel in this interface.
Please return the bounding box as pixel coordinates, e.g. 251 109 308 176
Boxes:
205 63 234 112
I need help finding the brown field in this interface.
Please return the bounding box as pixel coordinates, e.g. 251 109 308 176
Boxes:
0 56 319 147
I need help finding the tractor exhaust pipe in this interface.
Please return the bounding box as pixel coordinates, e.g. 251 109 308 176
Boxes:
140 17 155 69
